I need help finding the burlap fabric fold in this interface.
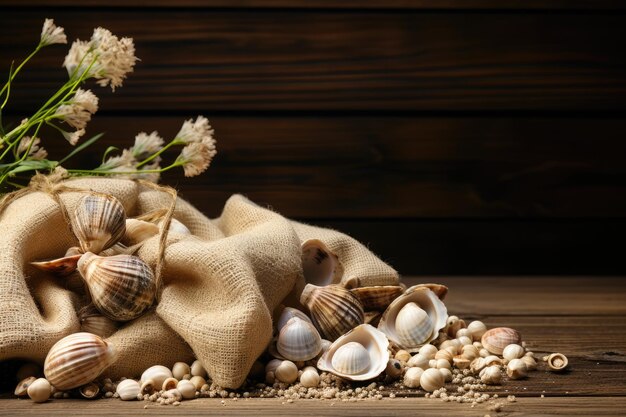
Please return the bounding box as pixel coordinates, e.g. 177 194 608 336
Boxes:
0 177 398 388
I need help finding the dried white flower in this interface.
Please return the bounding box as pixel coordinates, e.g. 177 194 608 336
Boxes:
132 131 164 159
135 159 162 183
63 27 137 91
17 136 48 160
54 88 98 130
175 116 215 144
40 18 67 46
99 149 136 170
177 141 217 177
62 128 85 146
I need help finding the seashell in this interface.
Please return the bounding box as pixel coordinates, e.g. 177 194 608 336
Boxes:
276 306 312 332
364 311 383 327
453 355 470 369
456 328 473 339
190 360 207 378
158 218 191 235
394 350 411 363
458 336 473 346
277 317 322 361
439 339 461 353
506 358 527 379
15 376 37 397
470 357 487 373
439 368 453 382
172 362 191 380
435 358 451 370
484 355 503 367
317 324 389 381
123 219 159 245
420 368 444 392
385 359 403 379
407 353 429 370
300 368 320 388
117 379 140 400
434 349 453 362
73 193 126 254
331 342 371 375
163 388 182 401
77 252 156 322
480 365 502 385
350 286 404 311
445 316 466 338
140 379 156 394
428 359 437 368
301 239 343 287
378 286 447 352
162 377 178 391
461 345 479 361
274 360 298 384
78 304 118 338
177 379 196 399
521 355 537 371
141 365 173 387
30 252 83 277
44 332 116 390
466 320 488 341
265 359 283 374
547 353 568 372
481 327 522 356
79 382 101 399
189 376 206 391
418 344 438 359
27 378 51 403
403 367 423 388
412 283 448 300
479 348 490 358
502 344 525 361
300 284 364 341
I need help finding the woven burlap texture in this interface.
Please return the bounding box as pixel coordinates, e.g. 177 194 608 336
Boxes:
0 177 399 388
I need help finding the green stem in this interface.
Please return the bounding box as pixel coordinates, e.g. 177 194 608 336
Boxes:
69 160 184 176
136 139 183 168
0 44 42 106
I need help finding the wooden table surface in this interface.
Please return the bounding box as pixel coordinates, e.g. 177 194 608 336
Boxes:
2 276 625 416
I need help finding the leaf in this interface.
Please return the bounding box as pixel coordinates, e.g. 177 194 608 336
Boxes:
58 132 104 165
101 146 119 164
6 159 54 176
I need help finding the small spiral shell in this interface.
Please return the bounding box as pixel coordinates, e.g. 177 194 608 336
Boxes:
73 193 126 254
44 332 116 390
78 304 118 338
77 252 156 322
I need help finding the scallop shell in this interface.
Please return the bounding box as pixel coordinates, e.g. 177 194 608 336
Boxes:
73 193 126 254
44 332 117 390
77 252 156 322
300 284 364 341
377 286 448 352
116 379 140 401
412 283 448 300
275 306 312 332
350 286 404 311
317 324 389 381
301 239 343 287
276 317 322 361
481 327 522 356
78 304 118 338
30 253 83 277
141 365 173 387
123 219 159 245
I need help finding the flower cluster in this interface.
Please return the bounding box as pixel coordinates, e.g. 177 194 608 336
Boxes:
0 19 216 192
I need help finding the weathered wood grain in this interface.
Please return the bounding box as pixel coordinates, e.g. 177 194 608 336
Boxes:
1 397 625 417
1 11 625 112
1 0 625 10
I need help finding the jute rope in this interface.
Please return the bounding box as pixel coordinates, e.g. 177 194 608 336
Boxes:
0 171 177 302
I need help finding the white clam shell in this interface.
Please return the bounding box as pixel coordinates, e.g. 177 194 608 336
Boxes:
141 365 173 387
177 379 196 399
317 324 389 381
276 317 322 362
331 342 370 375
420 367 445 392
116 379 140 401
378 286 448 352
301 239 343 287
276 306 312 332
27 378 51 403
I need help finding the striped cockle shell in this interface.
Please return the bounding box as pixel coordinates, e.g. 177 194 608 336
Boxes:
44 332 116 390
276 306 312 332
378 286 448 352
350 286 404 311
317 324 389 381
481 327 522 356
301 239 343 287
277 317 322 361
411 283 449 300
300 283 364 341
123 219 159 245
77 252 156 322
73 193 126 254
78 304 118 338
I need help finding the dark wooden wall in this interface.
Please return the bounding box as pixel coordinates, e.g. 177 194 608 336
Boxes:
1 1 625 275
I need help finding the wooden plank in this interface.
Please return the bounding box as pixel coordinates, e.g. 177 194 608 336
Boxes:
1 0 625 10
403 277 626 315
18 116 626 219
1 11 626 112
1 397 626 417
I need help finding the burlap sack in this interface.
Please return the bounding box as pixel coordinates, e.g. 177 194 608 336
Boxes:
0 177 399 388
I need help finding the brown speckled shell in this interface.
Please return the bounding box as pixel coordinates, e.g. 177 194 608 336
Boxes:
77 252 156 322
300 284 364 341
350 286 404 311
